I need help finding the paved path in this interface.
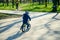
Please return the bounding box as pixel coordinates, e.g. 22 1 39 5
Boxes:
0 10 60 40
0 10 25 15
0 10 55 15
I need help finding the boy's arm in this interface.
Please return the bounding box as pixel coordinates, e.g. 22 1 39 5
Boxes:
28 15 31 21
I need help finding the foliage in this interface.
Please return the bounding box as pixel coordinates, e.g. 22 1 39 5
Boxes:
0 2 60 12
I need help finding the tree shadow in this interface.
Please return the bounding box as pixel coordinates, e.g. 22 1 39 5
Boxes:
36 16 58 40
44 18 59 32
52 12 60 20
0 19 19 29
38 20 55 40
53 18 60 20
38 25 53 40
0 12 54 40
31 12 52 19
52 13 58 18
38 17 60 40
0 12 51 33
6 28 30 40
44 13 60 30
0 20 22 33
4 12 53 40
0 22 6 25
0 22 7 28
38 30 53 40
6 31 24 40
38 29 60 40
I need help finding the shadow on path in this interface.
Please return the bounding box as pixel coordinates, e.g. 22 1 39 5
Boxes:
6 28 30 40
52 13 60 20
0 19 20 25
0 12 52 33
38 28 60 40
38 20 55 40
38 16 60 40
0 19 20 29
52 13 58 18
44 19 56 30
32 12 52 19
6 31 24 40
5 13 53 40
0 20 22 33
5 12 55 40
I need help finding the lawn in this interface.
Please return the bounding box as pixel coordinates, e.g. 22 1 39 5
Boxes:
0 3 60 12
0 3 16 10
0 13 21 19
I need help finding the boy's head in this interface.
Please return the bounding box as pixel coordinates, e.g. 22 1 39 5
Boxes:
25 11 29 14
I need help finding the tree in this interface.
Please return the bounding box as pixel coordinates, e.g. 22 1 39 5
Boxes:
3 0 5 6
57 0 60 6
32 0 35 4
45 0 47 7
52 0 58 12
0 0 5 6
16 0 19 10
38 0 41 5
47 0 49 4
42 0 45 4
12 0 14 8
20 0 22 3
6 0 9 6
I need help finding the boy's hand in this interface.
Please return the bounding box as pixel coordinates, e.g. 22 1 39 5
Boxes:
30 19 31 21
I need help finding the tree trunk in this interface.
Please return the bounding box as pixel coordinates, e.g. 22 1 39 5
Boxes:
6 0 9 6
52 0 57 12
42 0 45 4
57 0 60 6
2 0 5 6
16 0 19 10
45 0 47 7
48 0 49 4
38 0 41 5
20 0 23 3
12 0 14 8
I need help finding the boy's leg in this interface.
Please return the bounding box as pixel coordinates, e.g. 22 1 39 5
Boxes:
21 23 26 32
26 23 30 29
20 24 24 30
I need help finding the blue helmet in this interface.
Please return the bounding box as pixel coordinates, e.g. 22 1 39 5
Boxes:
25 11 29 14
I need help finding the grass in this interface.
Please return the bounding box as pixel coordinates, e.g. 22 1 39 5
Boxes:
0 3 60 12
19 3 53 12
0 13 22 19
0 3 16 10
57 6 60 12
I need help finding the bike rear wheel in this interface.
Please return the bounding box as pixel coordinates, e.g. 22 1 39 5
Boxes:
22 24 26 32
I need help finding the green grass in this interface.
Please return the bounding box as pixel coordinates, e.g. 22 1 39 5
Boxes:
0 3 16 10
57 6 60 12
0 13 22 19
19 3 53 12
0 3 60 12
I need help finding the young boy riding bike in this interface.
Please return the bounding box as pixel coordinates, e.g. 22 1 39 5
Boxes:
20 11 31 32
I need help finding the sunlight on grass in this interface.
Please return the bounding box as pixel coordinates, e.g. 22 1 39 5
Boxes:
0 3 60 12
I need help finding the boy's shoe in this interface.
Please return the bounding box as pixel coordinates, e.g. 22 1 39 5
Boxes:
22 31 25 32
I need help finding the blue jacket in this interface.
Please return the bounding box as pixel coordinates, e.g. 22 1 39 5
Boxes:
23 13 31 23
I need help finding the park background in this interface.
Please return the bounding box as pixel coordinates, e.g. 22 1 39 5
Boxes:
0 0 60 40
0 0 60 12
